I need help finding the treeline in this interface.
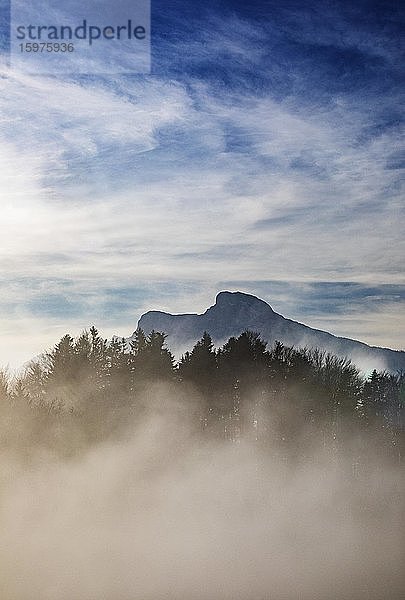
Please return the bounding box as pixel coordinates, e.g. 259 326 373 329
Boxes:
1 327 404 464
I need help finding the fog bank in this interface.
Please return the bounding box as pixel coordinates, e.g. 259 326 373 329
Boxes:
1 390 403 600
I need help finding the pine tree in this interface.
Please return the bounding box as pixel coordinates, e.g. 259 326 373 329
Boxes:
178 332 217 429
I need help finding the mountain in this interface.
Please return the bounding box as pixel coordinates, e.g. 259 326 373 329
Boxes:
133 291 405 373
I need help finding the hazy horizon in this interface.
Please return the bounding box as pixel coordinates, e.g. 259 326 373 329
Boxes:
2 287 405 373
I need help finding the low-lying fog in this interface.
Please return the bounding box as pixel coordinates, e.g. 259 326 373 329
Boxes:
1 386 403 600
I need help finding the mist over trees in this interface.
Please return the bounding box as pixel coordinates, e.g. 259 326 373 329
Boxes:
1 327 403 466
1 327 404 600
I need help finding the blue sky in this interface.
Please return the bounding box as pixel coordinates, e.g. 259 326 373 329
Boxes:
0 0 404 367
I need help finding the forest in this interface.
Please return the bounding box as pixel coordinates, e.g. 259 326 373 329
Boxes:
1 326 404 468
1 327 404 600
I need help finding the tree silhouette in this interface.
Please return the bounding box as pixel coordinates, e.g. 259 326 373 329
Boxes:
216 331 268 441
179 331 217 429
3 324 403 467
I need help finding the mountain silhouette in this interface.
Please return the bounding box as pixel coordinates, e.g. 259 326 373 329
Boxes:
134 291 405 372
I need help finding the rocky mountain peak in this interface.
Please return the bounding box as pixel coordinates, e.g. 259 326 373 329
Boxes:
214 291 274 312
134 291 405 372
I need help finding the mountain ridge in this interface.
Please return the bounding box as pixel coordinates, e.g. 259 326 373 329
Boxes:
134 291 405 373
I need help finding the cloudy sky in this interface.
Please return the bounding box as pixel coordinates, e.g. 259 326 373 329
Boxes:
0 0 404 368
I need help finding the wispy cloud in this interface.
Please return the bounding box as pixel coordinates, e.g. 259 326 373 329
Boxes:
0 1 404 366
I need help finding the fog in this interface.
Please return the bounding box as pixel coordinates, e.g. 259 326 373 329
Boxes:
1 385 403 600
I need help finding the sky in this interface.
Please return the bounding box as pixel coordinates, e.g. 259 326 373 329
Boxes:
0 0 404 368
